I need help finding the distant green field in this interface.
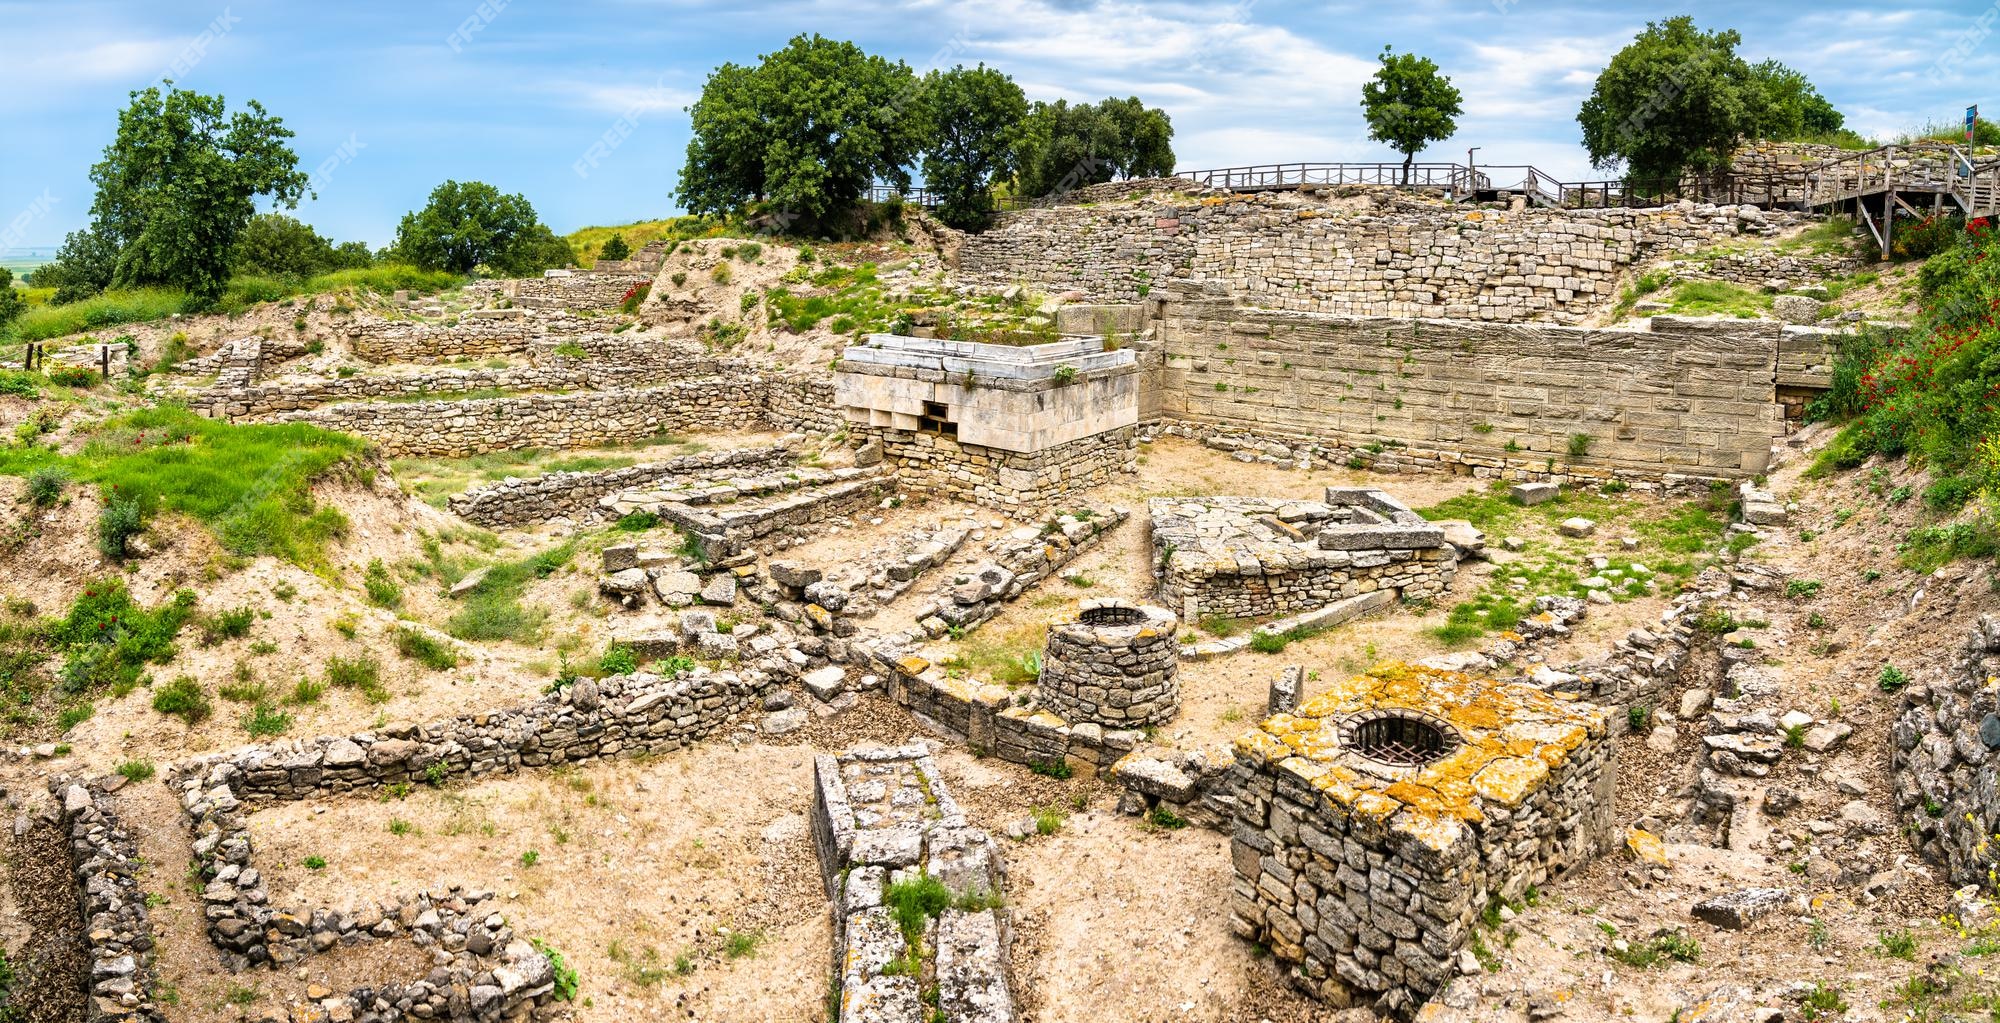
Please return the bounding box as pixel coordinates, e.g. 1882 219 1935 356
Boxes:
1 257 48 277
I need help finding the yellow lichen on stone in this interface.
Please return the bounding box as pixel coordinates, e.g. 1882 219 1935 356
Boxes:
897 655 932 676
1240 661 1608 838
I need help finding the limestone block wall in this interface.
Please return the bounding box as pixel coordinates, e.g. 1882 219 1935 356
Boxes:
344 311 600 362
1155 305 1783 479
448 445 794 526
1151 490 1456 621
1893 616 2000 886
278 372 834 456
876 425 1136 510
1227 667 1615 1017
960 187 1786 323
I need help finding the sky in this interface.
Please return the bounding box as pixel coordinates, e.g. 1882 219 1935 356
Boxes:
1 0 1996 250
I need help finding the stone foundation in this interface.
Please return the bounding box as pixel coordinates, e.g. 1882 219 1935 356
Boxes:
448 444 795 526
1152 487 1456 621
56 780 167 1023
1227 665 1614 1017
1037 599 1180 727
812 743 1014 1023
876 424 1137 509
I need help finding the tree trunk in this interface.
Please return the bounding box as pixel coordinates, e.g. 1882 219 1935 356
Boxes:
1402 152 1414 187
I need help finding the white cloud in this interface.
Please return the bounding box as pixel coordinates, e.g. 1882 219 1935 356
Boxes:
0 39 180 88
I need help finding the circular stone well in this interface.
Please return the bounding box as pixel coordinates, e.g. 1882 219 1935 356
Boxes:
1339 709 1460 768
1037 598 1180 727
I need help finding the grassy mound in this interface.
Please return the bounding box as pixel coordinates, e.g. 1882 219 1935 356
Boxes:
4 266 463 342
0 405 368 568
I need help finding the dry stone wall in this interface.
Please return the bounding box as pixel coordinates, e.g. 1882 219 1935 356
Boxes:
876 424 1136 510
1893 615 2000 886
56 780 167 1023
962 186 1799 324
1155 305 1784 480
344 311 602 362
448 445 793 525
277 373 835 456
509 271 652 310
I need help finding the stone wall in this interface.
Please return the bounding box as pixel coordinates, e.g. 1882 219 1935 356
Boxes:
1037 600 1181 727
1227 667 1615 1017
278 373 833 456
961 186 1801 324
875 424 1137 510
448 445 794 526
508 270 653 311
194 354 716 420
1152 488 1457 621
1893 616 2000 886
56 780 168 1023
812 744 1014 1023
344 311 601 362
1155 304 1784 480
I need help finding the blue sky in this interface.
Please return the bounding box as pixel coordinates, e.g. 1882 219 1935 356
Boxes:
1 0 1995 249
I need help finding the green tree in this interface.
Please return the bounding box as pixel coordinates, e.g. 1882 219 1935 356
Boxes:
40 228 120 304
1578 17 1767 185
1749 60 1844 139
78 84 309 305
327 240 376 271
1013 97 1176 198
393 180 558 275
232 213 336 278
921 65 1028 230
0 269 23 327
496 224 575 277
1097 97 1176 180
1360 47 1464 184
677 35 924 226
598 234 631 261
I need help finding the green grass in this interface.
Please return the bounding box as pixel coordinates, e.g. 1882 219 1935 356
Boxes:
4 267 461 342
442 541 575 644
884 874 952 948
0 405 364 569
151 675 212 725
1659 280 1774 319
394 626 459 670
5 287 187 342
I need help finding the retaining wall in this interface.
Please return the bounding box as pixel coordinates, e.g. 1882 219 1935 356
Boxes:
1154 305 1785 479
961 185 1802 324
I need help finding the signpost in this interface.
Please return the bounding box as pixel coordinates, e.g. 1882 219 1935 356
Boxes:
1970 105 1980 144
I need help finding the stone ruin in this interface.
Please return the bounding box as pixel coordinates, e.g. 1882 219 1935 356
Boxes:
1035 598 1181 727
833 334 1138 508
1228 664 1614 1017
812 743 1013 1023
1151 487 1457 622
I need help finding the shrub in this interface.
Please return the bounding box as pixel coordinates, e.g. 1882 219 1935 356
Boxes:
152 676 213 724
1922 474 1978 513
1878 664 1911 691
598 645 638 676
287 677 326 705
325 653 386 697
362 559 402 609
709 263 732 285
531 939 579 1001
200 606 256 644
52 580 197 696
116 759 155 782
96 493 146 560
1567 433 1593 457
56 703 93 730
394 626 458 670
302 855 327 870
242 702 291 736
25 466 68 505
47 365 98 388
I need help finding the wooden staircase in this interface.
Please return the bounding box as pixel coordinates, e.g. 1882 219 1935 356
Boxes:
1802 142 2000 255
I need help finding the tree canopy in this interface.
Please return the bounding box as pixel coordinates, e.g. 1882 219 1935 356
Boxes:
1579 17 1847 184
48 84 309 306
0 270 23 328
920 65 1028 230
1359 47 1464 183
678 34 925 226
232 213 375 278
392 180 572 276
1013 97 1175 198
597 234 631 261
